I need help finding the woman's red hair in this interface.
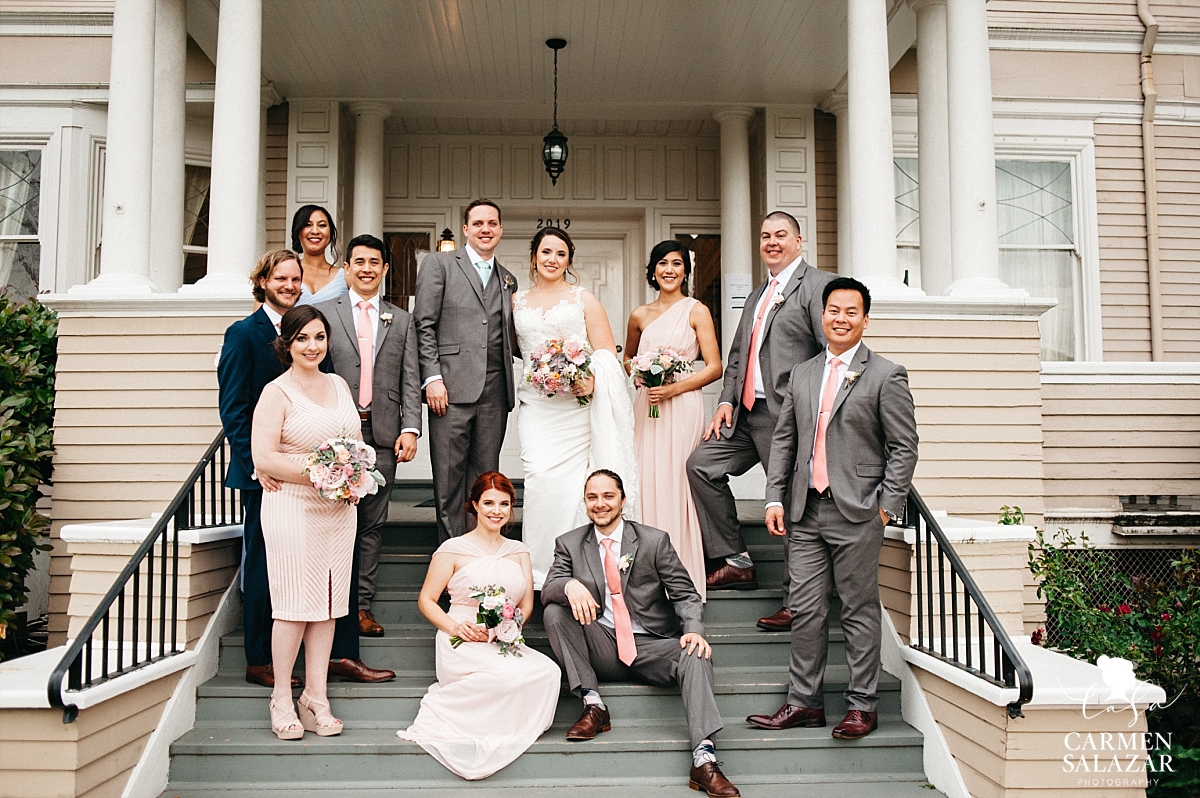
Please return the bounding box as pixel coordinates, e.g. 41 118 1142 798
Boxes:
465 471 516 517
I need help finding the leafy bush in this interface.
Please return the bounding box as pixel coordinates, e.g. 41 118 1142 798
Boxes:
998 505 1025 525
1029 530 1200 796
0 295 56 655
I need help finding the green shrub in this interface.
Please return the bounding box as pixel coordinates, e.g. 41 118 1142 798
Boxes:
1029 530 1200 795
0 295 56 655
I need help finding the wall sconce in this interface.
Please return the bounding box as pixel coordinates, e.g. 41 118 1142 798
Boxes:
437 228 456 253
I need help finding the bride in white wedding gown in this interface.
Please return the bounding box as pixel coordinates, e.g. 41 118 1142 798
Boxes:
513 227 639 588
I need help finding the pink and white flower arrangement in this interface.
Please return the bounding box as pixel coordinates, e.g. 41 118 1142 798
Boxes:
629 347 695 418
449 584 525 656
525 337 594 407
304 435 385 503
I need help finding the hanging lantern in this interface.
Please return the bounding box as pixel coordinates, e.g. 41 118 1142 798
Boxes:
541 38 569 185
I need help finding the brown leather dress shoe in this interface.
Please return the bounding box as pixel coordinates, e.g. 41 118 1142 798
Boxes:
746 703 826 730
358 610 385 637
689 761 740 797
327 658 396 683
245 664 301 689
705 563 757 590
756 606 792 631
832 709 878 739
566 704 611 740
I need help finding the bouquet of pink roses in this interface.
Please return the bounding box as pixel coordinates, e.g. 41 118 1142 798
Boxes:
525 337 594 407
449 584 525 656
304 435 385 503
629 347 695 418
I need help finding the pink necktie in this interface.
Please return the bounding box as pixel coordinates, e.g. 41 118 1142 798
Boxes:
356 301 373 409
741 278 779 411
811 357 843 493
600 538 637 666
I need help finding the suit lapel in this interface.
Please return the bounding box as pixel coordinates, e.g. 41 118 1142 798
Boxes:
619 522 640 593
335 296 358 351
581 527 605 600
828 344 871 421
809 355 824 428
375 299 396 355
455 249 485 304
252 308 275 343
761 264 805 341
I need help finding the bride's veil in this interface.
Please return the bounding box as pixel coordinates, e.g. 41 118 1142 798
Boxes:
584 349 642 524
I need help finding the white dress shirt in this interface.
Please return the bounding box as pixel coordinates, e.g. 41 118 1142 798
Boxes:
421 244 496 390
262 304 283 334
593 522 648 635
349 289 420 438
720 254 803 407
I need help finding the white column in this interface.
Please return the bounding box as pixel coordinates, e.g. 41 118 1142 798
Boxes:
944 0 1023 297
258 83 282 256
350 103 390 239
72 0 157 295
148 0 187 292
846 0 920 297
910 0 954 296
184 0 262 295
823 93 851 275
714 106 756 357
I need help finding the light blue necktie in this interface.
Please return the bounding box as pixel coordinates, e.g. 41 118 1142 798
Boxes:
475 260 492 288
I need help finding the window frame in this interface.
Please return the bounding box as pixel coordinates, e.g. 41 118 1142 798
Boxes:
0 143 46 296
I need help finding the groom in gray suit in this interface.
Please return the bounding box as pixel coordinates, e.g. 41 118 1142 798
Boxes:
748 277 918 740
414 199 519 540
315 234 417 677
542 470 739 798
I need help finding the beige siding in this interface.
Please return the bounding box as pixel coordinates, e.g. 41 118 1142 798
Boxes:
47 312 244 645
814 109 838 275
991 50 1142 101
0 37 111 84
1155 124 1200 361
868 317 1046 524
1096 123 1153 361
1041 378 1200 509
987 0 1143 32
265 103 290 250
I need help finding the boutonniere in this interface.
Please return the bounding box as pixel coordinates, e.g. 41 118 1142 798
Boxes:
771 292 786 307
503 275 518 293
619 553 634 573
843 370 862 387
379 312 394 326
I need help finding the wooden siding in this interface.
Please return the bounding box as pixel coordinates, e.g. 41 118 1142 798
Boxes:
1095 123 1153 361
0 37 112 84
987 0 1144 32
1041 377 1200 509
265 103 289 250
47 312 244 645
1155 123 1200 360
814 109 838 274
991 50 1142 101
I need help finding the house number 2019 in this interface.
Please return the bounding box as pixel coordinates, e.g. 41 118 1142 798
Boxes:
536 219 570 229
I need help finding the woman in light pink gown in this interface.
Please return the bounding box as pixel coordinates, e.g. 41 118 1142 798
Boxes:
625 241 723 600
397 471 560 780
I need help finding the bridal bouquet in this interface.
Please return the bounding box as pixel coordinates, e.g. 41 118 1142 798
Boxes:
304 435 385 503
525 337 594 407
629 347 695 418
449 585 525 656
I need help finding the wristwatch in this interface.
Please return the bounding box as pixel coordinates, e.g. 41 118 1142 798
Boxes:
881 508 898 524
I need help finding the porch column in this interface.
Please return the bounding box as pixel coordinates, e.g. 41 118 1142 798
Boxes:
185 0 262 295
714 106 756 357
823 93 851 274
911 0 953 296
73 0 157 294
148 0 187 292
258 83 282 255
846 0 919 296
944 0 1022 297
350 103 391 238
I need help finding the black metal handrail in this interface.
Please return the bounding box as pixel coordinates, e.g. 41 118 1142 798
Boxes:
48 430 240 722
906 489 1034 718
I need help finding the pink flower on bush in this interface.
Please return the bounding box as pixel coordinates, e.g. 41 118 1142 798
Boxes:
1030 628 1045 646
1118 603 1132 615
1162 613 1172 621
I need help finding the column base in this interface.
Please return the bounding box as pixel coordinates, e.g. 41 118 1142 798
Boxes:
68 273 158 296
178 272 252 298
946 276 1029 300
859 273 925 300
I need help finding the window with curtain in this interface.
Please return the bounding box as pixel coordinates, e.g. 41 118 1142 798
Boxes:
0 150 41 299
183 164 211 284
894 157 1080 361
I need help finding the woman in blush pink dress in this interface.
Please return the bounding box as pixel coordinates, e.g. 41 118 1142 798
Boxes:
625 241 723 600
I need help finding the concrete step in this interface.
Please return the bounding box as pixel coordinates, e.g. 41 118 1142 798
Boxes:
167 721 926 785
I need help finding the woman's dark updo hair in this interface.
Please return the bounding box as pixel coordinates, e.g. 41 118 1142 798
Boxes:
528 226 577 284
290 204 339 263
646 240 692 293
273 305 331 366
464 471 517 528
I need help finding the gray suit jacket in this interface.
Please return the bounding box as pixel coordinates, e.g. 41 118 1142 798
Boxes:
542 521 704 638
413 247 519 409
314 295 422 448
765 344 919 525
718 260 834 432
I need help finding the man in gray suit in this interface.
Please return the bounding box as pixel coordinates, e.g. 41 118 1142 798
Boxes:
414 199 519 540
542 470 739 798
315 235 417 677
747 277 918 740
686 212 833 624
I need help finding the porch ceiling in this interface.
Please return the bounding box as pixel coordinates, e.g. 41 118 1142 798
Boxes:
254 0 898 124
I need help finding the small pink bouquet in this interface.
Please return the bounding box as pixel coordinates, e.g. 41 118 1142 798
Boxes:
630 347 695 418
525 337 594 407
304 435 385 503
449 584 525 656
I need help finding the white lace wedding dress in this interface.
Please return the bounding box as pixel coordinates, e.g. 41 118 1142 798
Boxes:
513 285 640 588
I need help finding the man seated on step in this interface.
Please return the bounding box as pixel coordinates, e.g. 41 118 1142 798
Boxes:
541 470 740 798
747 277 918 740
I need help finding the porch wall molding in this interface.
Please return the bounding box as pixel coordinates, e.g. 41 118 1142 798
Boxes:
285 100 342 249
762 105 819 270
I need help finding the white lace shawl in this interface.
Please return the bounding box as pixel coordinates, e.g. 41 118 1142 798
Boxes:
586 349 641 523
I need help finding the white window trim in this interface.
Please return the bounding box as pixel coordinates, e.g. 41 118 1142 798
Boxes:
0 139 48 294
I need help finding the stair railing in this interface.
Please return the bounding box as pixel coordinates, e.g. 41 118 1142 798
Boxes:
48 430 240 722
905 489 1034 718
